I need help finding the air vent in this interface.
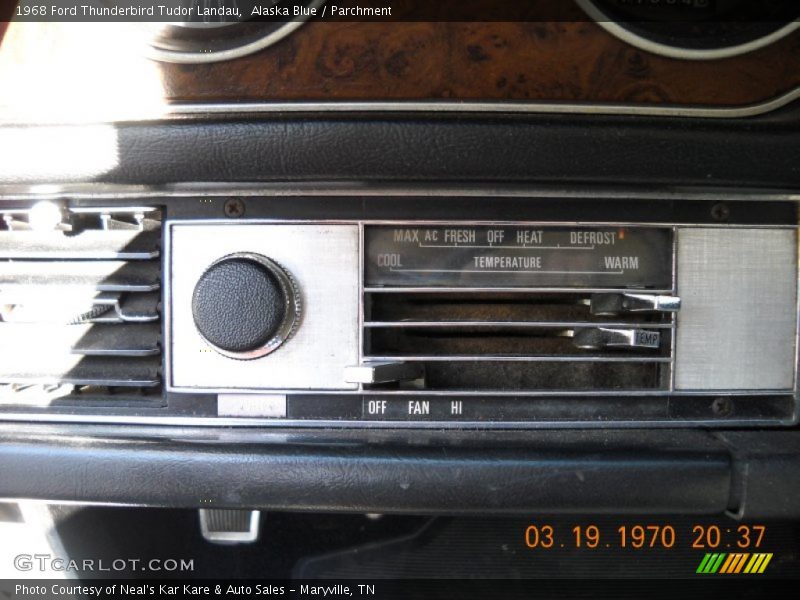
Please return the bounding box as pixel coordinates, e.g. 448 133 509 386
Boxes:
361 290 677 393
0 204 162 407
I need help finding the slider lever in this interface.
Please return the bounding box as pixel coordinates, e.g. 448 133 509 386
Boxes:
344 361 424 384
590 293 681 316
573 328 661 350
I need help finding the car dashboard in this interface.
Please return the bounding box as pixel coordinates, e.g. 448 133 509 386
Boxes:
1 2 800 578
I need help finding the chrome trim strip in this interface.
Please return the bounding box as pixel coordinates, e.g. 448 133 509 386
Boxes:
349 388 790 397
267 221 796 228
2 184 800 203
357 222 365 394
0 413 792 429
153 87 800 122
0 387 788 398
670 227 679 392
793 209 800 424
61 386 783 397
2 88 800 126
163 212 174 391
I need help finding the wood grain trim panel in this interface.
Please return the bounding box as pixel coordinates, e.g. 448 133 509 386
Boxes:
0 21 798 123
160 22 800 107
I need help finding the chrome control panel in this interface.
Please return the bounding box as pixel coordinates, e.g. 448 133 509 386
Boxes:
1 191 797 429
165 218 799 428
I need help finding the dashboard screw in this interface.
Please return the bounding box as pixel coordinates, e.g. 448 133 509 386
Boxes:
711 202 730 222
711 397 732 417
224 198 245 218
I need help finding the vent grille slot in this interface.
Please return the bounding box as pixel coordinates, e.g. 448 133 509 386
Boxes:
363 291 675 392
0 205 162 406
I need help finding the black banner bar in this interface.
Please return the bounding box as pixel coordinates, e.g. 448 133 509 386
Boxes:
2 579 800 600
8 0 800 23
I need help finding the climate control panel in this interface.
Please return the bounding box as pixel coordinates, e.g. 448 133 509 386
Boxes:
165 217 799 428
0 192 797 428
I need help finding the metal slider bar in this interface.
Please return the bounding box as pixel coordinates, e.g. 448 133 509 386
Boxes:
364 321 674 329
364 355 672 363
364 287 676 294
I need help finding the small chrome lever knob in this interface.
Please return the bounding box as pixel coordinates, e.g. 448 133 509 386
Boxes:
573 327 661 350
344 361 424 384
589 293 681 316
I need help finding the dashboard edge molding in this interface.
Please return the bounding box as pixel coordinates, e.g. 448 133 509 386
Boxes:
2 87 800 126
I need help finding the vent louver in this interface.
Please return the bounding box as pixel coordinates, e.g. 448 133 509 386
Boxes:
361 290 677 393
0 204 162 405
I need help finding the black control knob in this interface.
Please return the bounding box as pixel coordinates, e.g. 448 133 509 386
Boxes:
191 253 300 359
